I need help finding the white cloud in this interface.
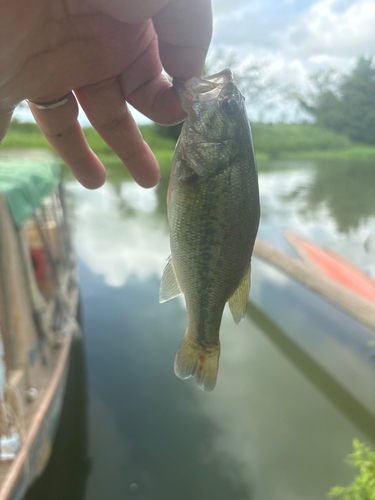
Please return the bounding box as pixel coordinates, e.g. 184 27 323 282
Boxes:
12 0 375 125
208 0 375 120
212 0 375 58
211 0 375 76
67 181 170 288
284 0 375 58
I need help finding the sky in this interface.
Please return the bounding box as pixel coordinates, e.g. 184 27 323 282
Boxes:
14 0 375 125
211 0 374 85
209 0 375 120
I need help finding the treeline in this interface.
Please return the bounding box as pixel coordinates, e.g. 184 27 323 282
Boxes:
5 119 375 168
4 55 375 163
300 56 375 146
156 55 375 148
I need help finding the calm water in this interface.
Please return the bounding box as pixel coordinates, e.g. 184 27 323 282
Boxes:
26 159 375 500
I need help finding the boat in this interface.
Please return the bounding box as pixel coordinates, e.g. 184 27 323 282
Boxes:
253 235 375 332
284 231 375 303
0 149 79 500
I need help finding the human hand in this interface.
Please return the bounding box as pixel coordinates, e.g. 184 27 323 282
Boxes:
0 0 212 188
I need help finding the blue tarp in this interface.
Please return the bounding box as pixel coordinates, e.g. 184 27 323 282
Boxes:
0 150 61 225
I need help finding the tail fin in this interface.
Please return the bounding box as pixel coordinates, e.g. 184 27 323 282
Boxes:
174 330 220 392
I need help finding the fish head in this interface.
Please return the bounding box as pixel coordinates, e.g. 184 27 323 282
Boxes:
173 69 250 175
174 69 246 140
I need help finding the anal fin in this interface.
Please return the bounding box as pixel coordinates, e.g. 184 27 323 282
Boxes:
159 255 183 303
228 264 251 324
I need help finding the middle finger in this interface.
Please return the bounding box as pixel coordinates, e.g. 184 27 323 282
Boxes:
75 77 161 188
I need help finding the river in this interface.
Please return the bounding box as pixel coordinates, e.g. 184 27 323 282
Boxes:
26 159 375 500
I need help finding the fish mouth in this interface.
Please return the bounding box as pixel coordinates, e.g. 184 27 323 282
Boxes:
198 68 233 86
173 69 234 113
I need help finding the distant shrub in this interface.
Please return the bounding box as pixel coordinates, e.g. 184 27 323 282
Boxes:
153 122 183 140
8 118 41 134
139 124 176 152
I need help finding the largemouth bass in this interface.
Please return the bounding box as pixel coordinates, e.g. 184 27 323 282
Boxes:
160 69 260 391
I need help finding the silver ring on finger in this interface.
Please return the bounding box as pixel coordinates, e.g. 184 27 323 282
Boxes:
27 92 72 110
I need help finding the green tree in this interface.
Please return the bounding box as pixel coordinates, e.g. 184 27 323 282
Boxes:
302 57 375 145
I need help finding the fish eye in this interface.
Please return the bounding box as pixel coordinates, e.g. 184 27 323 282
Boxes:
221 98 239 117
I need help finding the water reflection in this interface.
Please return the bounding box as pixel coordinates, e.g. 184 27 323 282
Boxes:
250 259 375 413
297 162 375 234
247 300 375 441
65 181 169 288
257 160 375 278
51 159 375 500
81 264 252 500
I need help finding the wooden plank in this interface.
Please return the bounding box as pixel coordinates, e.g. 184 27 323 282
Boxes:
253 239 375 333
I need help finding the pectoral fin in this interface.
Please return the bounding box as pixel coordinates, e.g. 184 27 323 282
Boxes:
228 265 251 324
159 255 183 303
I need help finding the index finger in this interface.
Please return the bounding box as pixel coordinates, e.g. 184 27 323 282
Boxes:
152 0 213 79
0 109 14 145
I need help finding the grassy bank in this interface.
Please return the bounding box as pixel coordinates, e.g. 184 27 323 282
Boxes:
2 120 176 174
2 120 375 173
250 123 375 162
280 146 375 162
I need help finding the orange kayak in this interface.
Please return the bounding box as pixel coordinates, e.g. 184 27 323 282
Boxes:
284 231 375 304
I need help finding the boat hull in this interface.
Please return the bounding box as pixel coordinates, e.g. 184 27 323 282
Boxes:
2 335 72 500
